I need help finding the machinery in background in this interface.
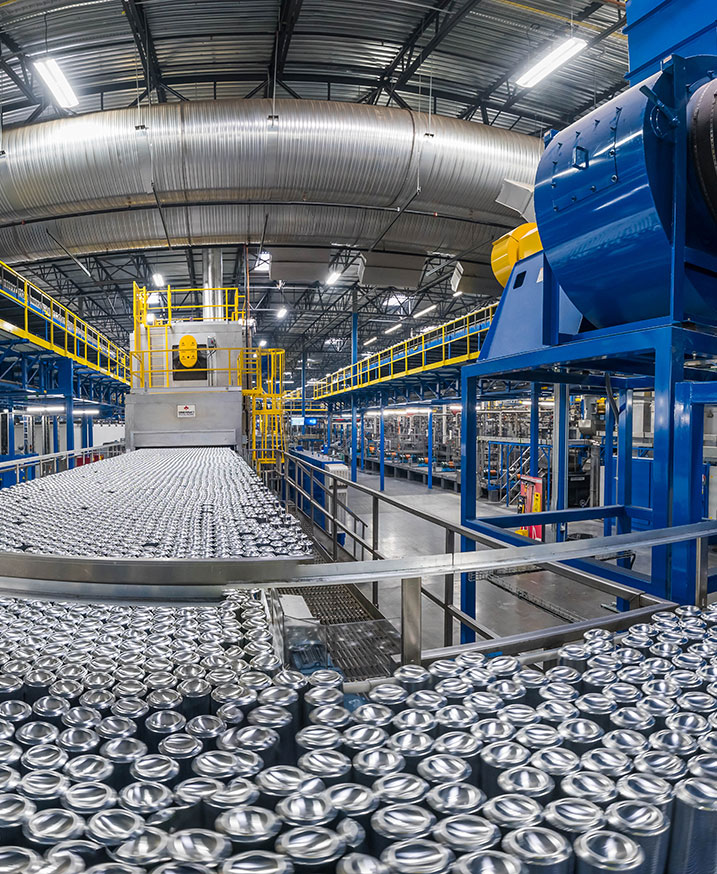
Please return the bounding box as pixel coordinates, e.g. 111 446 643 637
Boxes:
461 0 717 609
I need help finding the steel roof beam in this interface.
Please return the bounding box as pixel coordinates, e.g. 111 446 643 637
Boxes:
121 0 188 104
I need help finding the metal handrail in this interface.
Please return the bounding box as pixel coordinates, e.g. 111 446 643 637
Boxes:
265 453 714 663
306 302 496 401
0 260 130 384
0 441 125 487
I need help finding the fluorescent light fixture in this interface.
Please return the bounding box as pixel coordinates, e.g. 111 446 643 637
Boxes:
148 292 161 305
363 336 377 347
146 312 155 324
78 408 100 416
26 405 65 414
384 323 402 335
276 306 288 320
516 36 587 88
255 252 272 272
452 289 463 297
414 303 438 318
152 273 164 287
258 339 267 348
326 270 341 286
33 57 79 108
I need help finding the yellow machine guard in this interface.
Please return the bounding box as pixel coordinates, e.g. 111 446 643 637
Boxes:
178 335 198 367
491 222 543 288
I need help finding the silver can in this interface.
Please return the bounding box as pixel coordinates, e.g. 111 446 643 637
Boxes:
221 851 296 874
543 798 605 841
479 741 531 797
450 850 526 873
666 777 717 874
605 801 670 874
425 782 486 817
573 830 645 874
322 783 378 829
432 813 500 854
497 766 555 804
274 826 346 874
368 803 435 855
379 838 454 874
372 773 429 807
502 826 573 874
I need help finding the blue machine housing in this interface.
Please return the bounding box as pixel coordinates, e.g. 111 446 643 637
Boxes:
534 56 717 330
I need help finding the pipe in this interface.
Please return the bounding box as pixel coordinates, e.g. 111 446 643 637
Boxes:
0 99 541 264
203 248 224 321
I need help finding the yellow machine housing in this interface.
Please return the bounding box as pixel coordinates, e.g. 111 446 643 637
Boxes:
178 335 198 368
491 222 543 288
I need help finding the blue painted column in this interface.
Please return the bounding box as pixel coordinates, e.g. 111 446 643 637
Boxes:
529 382 540 476
616 388 634 609
325 404 332 453
604 402 615 536
360 412 365 471
551 383 569 541
350 308 358 482
460 369 477 644
300 351 307 442
379 399 385 492
52 417 59 454
427 410 433 490
58 360 75 468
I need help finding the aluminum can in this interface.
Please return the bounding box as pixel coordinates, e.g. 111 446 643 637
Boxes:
118 780 173 817
450 850 526 873
482 793 543 834
561 771 617 807
18 769 69 810
352 704 394 731
145 710 187 751
648 729 697 758
536 701 579 727
379 838 454 874
392 709 437 736
515 724 561 752
221 851 296 874
159 734 204 780
371 772 429 807
425 782 485 817
61 781 117 816
417 753 472 786
166 829 233 866
580 748 632 779
110 826 171 867
633 750 687 783
342 726 387 759
463 692 503 718
0 847 41 872
23 807 85 849
471 719 516 744
302 688 343 726
0 793 36 843
353 748 405 787
666 777 717 874
322 783 378 829
186 715 226 751
543 798 605 841
432 814 500 854
610 707 656 736
479 741 531 797
573 830 645 874
435 678 475 706
368 684 408 713
502 826 572 874
20 744 68 774
405 691 448 713
254 765 325 809
497 766 555 804
393 664 431 694
274 825 346 873
295 726 343 758
602 729 648 759
219 727 278 768
337 853 390 874
275 792 337 828
297 749 352 786
309 705 352 731
87 809 145 847
606 800 670 874
557 719 604 755
368 803 435 855
515 669 548 708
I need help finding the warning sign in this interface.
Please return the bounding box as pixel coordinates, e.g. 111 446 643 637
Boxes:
177 404 196 418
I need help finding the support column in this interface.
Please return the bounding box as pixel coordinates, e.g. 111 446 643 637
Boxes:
325 404 332 454
379 399 385 492
616 388 634 608
350 397 357 483
301 350 307 443
360 412 365 471
58 360 75 468
529 382 540 476
427 410 433 490
604 401 615 536
52 416 59 454
460 370 477 644
550 383 569 542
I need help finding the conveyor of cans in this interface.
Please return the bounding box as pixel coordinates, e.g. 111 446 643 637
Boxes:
0 593 715 873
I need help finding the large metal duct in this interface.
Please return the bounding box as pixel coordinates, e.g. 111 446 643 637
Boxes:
0 99 542 265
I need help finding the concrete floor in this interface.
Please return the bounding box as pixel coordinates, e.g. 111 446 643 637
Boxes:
345 472 615 652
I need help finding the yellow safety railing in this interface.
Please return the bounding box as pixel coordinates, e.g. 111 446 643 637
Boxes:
131 345 245 389
238 348 286 468
133 282 246 330
0 259 130 384
308 303 496 400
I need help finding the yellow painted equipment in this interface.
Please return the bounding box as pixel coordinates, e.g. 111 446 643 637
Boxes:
491 222 543 288
178 335 198 368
